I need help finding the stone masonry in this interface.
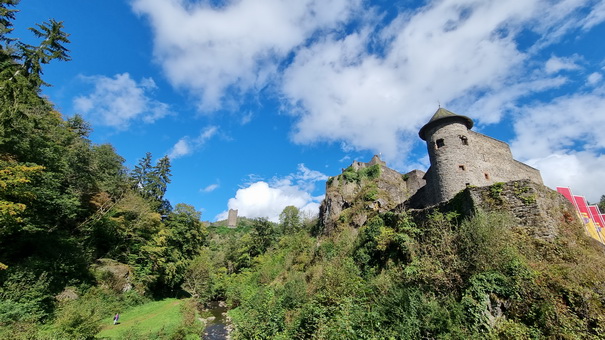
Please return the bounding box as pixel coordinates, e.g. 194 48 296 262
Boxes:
410 108 543 208
227 209 238 228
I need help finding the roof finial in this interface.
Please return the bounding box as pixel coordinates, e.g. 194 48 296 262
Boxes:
437 100 441 108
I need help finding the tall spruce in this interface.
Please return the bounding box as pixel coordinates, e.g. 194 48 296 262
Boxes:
131 153 172 215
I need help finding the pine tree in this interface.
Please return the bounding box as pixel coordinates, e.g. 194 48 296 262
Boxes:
131 153 172 215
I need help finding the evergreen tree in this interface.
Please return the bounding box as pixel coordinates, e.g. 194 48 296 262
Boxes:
151 155 172 215
131 153 172 215
0 0 19 44
131 152 153 195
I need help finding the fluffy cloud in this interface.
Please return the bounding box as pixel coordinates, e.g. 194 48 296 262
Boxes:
545 55 581 74
73 73 169 129
587 72 603 85
511 87 605 160
526 152 605 203
282 0 603 164
167 126 218 159
201 183 220 193
131 0 360 110
215 164 327 222
131 0 605 197
511 85 605 201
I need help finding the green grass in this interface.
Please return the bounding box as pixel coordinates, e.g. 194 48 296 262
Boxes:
96 298 186 339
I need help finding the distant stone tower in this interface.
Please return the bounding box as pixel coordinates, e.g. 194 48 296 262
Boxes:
227 209 238 228
417 108 543 206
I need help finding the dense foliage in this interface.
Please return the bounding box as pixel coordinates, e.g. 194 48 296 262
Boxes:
197 209 605 339
0 2 206 338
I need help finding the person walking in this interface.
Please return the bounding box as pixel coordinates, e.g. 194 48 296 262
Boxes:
113 313 119 325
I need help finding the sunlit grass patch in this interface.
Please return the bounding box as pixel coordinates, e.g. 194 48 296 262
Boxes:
96 298 185 339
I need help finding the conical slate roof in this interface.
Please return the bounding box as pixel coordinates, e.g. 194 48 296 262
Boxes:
418 108 474 140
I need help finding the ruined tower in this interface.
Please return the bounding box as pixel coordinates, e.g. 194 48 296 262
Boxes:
227 209 238 228
417 108 543 207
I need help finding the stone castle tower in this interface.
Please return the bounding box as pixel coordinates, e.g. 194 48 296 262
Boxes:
415 108 543 207
227 209 238 228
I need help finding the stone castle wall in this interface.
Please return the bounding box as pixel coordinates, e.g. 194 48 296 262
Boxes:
319 156 421 233
416 122 543 207
468 131 542 186
406 180 579 242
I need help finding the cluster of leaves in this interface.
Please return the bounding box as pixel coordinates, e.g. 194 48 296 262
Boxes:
341 164 381 183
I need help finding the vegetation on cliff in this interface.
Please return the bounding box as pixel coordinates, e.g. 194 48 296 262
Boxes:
191 204 603 339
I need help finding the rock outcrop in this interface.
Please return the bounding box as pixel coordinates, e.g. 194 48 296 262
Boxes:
318 155 425 234
91 258 134 293
403 180 579 241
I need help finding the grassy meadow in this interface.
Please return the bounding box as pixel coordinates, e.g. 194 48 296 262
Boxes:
96 298 198 339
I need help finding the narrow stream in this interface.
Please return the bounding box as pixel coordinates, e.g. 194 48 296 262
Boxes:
202 301 229 340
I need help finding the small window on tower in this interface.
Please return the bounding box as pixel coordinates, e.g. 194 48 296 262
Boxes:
459 165 465 171
436 139 445 149
460 135 468 145
484 173 490 180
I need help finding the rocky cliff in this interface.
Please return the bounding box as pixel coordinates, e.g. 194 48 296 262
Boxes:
318 155 425 234
404 180 580 242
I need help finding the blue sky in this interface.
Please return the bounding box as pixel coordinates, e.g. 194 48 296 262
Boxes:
12 0 605 221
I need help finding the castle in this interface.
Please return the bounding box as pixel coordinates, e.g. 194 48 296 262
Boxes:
320 108 542 215
409 107 543 207
318 107 544 231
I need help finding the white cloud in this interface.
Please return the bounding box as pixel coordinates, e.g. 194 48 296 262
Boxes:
545 55 581 74
526 152 605 203
281 0 601 164
581 0 605 30
511 85 605 202
339 155 351 163
131 0 360 111
73 73 169 129
241 111 254 125
168 126 218 159
201 183 220 193
587 72 603 85
511 87 605 160
131 0 605 170
215 164 327 222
